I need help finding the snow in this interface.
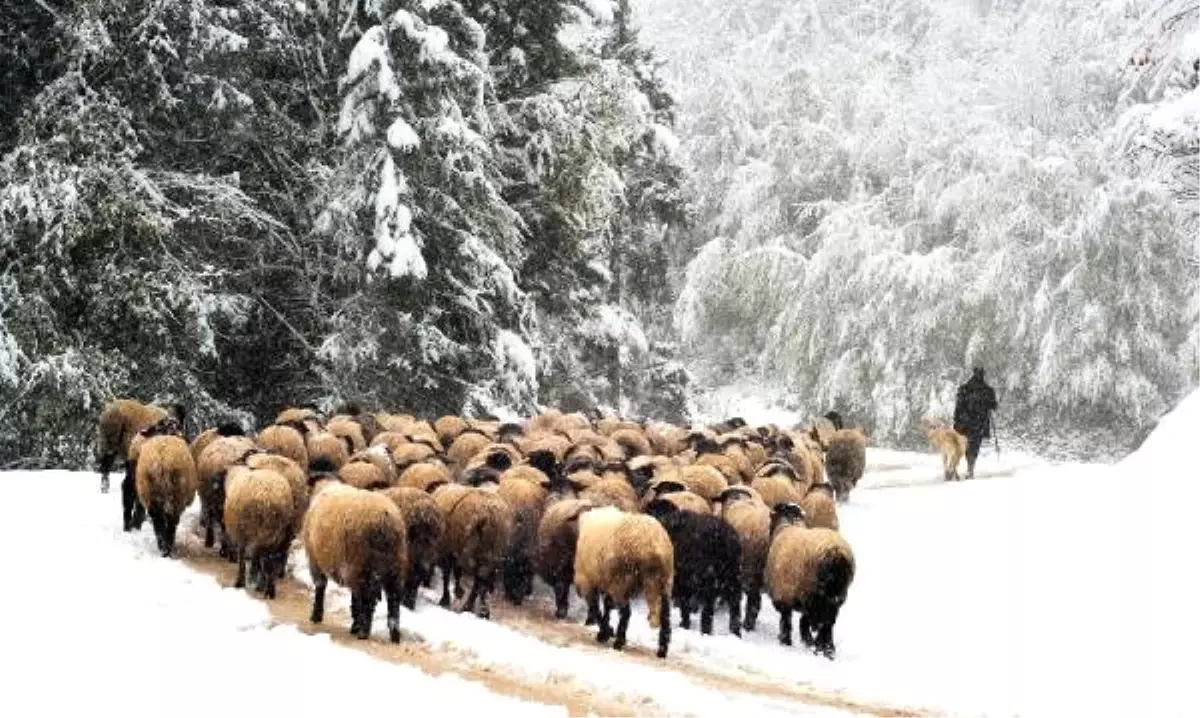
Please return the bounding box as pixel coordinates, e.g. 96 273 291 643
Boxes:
580 0 615 24
0 472 564 717
9 391 1196 716
387 117 421 152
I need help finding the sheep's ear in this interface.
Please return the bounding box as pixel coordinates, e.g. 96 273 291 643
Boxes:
424 479 448 494
645 498 678 518
716 487 750 504
485 450 513 472
652 479 687 495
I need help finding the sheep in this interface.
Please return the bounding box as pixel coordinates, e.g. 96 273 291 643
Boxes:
224 467 294 598
432 481 514 619
135 435 199 558
303 483 408 642
645 423 687 456
823 428 867 502
695 452 742 486
95 398 185 494
715 486 771 631
749 473 805 510
645 499 742 637
765 502 855 658
398 462 451 493
799 483 840 531
434 415 470 447
327 416 367 454
500 464 550 486
379 487 446 608
923 417 967 481
196 435 259 557
392 442 439 473
677 464 730 503
579 476 640 514
257 424 309 473
446 431 494 472
641 479 712 515
464 442 521 474
535 498 595 619
189 422 244 463
339 446 397 490
120 417 181 532
369 431 411 455
609 428 651 459
496 477 549 604
275 406 322 436
574 506 674 658
307 431 350 471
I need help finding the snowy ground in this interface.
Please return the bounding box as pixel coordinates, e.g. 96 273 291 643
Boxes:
4 390 1196 717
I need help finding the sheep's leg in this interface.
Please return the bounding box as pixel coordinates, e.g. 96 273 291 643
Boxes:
553 581 571 620
403 566 421 610
503 558 523 606
349 589 365 639
776 602 793 646
596 595 614 643
814 608 838 659
476 574 493 620
656 593 672 659
798 613 816 648
121 471 138 532
700 591 715 635
678 589 692 630
453 566 465 600
358 581 379 640
148 504 169 557
98 453 115 494
385 574 402 643
263 552 279 600
460 575 482 615
438 559 454 608
203 514 215 548
310 569 327 624
584 590 601 626
234 546 247 589
744 584 762 632
164 514 180 558
726 587 743 637
612 602 632 650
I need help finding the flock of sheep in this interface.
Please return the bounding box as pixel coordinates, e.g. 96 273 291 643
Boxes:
96 400 868 659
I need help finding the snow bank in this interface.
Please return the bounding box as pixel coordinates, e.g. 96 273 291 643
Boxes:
3 472 563 717
1120 388 1199 475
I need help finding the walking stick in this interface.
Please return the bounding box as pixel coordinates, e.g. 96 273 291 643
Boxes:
991 410 1001 460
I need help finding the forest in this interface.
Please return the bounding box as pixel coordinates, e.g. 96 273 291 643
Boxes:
1 0 1196 467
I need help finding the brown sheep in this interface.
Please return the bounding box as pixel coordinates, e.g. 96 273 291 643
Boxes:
398 462 451 493
244 452 308 579
135 435 198 558
695 452 742 486
715 486 771 631
303 482 408 641
434 415 470 447
750 474 805 510
580 476 639 514
799 483 840 531
379 487 446 608
275 406 320 427
574 506 674 658
496 478 549 604
446 431 494 471
765 502 855 658
392 442 439 473
96 398 184 494
327 416 367 454
645 423 686 456
370 431 410 454
609 428 651 459
196 435 259 557
258 424 309 473
346 446 398 486
823 429 867 502
224 467 294 598
641 479 712 515
339 460 391 491
500 464 549 486
677 464 730 503
307 431 350 471
432 482 514 618
535 498 596 619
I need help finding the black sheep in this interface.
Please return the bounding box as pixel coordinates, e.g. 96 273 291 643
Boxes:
645 498 743 637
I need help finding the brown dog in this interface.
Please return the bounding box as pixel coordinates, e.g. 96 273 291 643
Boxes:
922 417 966 482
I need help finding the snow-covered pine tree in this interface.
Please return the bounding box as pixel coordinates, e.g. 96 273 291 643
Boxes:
317 0 537 417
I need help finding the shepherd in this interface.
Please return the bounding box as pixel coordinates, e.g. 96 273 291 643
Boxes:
953 367 998 480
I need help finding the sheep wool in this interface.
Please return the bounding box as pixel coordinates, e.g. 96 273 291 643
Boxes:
257 424 309 474
135 435 198 558
244 452 308 536
95 398 178 494
824 429 867 502
398 462 451 493
574 506 674 658
799 484 840 531
677 464 730 502
579 476 640 514
196 435 258 555
646 499 742 637
327 416 367 454
750 474 805 510
765 505 856 658
302 485 408 642
716 486 772 631
432 484 514 619
307 431 350 471
224 467 294 598
500 464 550 487
447 431 494 469
379 487 446 608
497 478 549 604
535 498 595 619
339 459 392 491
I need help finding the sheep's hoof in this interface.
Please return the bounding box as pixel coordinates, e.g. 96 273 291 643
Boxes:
743 619 757 632
101 478 110 493
730 627 742 638
596 626 613 643
438 595 451 609
612 636 626 650
779 634 793 647
554 607 568 620
655 647 668 659
477 606 491 620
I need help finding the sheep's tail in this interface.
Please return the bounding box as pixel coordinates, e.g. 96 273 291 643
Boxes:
463 508 506 575
814 549 854 606
363 519 403 578
641 560 672 629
